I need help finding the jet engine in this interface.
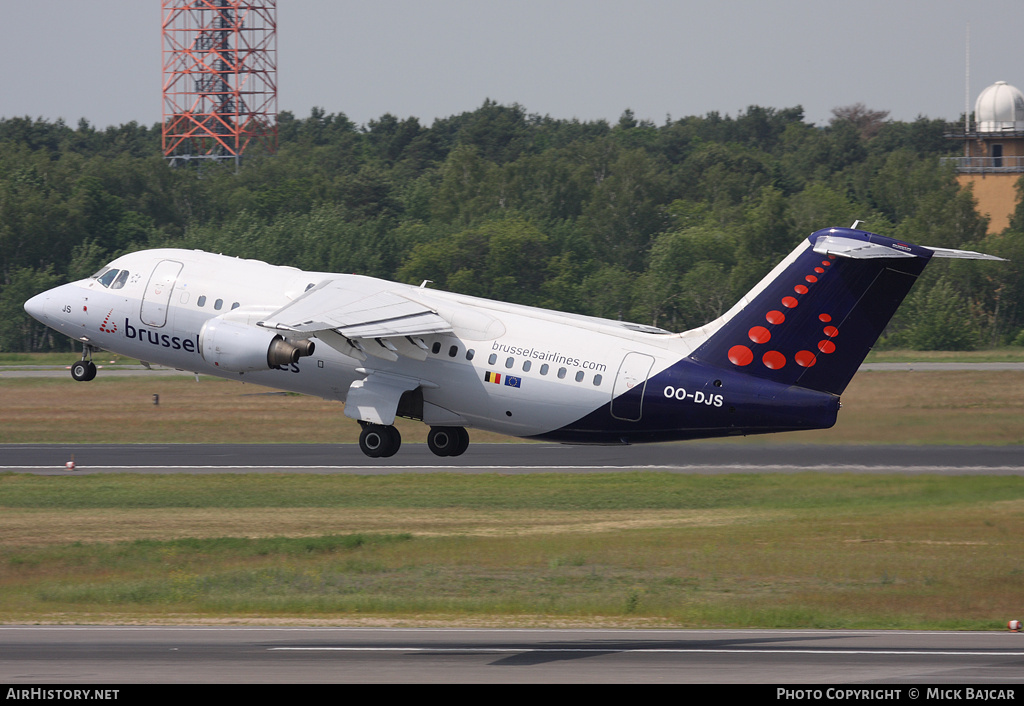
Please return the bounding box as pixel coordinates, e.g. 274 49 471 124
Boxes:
199 317 314 372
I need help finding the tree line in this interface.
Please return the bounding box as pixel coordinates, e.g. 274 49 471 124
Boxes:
1 100 1020 352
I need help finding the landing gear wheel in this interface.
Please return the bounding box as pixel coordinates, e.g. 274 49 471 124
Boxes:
427 426 469 457
358 424 401 458
70 360 97 382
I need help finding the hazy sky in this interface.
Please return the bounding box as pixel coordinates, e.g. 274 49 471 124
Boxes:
1 0 1022 129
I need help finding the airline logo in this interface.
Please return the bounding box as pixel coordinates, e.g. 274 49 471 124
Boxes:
124 319 199 353
726 255 840 372
98 309 119 334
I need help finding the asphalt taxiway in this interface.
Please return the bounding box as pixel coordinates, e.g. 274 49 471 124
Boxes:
2 626 1023 684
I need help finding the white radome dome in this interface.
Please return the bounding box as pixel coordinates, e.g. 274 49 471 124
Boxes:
976 81 1024 132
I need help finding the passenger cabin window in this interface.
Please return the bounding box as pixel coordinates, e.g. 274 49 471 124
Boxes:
214 299 223 310
540 364 549 375
448 345 458 357
466 349 475 361
197 296 207 307
575 371 585 382
231 302 240 310
431 342 441 354
488 353 497 365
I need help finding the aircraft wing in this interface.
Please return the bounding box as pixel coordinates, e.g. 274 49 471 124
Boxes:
258 278 453 339
257 278 455 423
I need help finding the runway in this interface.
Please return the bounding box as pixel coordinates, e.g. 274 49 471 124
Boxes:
2 626 1023 684
1 442 1022 474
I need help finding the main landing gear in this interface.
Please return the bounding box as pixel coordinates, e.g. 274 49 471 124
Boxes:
70 345 98 382
358 423 402 458
357 423 470 458
427 426 469 457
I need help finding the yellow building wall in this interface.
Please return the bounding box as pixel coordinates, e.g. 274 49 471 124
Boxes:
956 172 1019 233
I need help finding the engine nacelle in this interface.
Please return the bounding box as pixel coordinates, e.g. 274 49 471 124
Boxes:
199 317 315 372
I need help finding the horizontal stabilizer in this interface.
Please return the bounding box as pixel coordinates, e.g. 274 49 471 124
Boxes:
813 232 1005 262
922 246 1006 261
813 235 916 259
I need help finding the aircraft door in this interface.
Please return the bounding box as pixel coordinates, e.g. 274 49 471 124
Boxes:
140 260 183 328
611 352 655 421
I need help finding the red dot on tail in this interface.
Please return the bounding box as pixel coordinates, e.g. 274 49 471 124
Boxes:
748 326 771 344
766 310 785 325
729 345 754 366
823 326 839 338
819 313 832 322
795 350 817 367
762 350 786 369
818 340 836 354
794 284 808 294
782 296 798 309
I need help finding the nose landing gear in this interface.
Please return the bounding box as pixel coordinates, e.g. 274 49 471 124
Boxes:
70 345 98 382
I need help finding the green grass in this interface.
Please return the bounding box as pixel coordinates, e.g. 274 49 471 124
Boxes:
1 471 1021 510
2 473 1024 628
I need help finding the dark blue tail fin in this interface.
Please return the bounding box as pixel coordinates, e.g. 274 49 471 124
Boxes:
690 227 1000 396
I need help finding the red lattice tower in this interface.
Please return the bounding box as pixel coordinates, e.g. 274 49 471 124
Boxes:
162 1 277 167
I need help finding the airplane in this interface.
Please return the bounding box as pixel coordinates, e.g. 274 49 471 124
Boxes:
23 226 1002 459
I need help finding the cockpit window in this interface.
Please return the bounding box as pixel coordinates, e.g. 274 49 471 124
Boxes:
96 269 120 288
92 268 131 289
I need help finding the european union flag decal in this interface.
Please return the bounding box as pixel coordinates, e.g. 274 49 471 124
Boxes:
504 376 522 388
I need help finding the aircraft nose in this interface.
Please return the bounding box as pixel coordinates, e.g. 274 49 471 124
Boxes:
24 291 51 323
